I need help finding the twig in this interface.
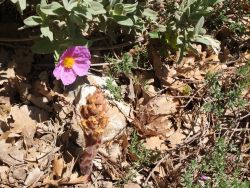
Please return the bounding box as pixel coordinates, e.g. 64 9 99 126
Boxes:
145 129 202 185
182 85 206 108
145 153 169 184
90 37 144 51
168 95 202 100
221 127 250 132
239 112 250 120
90 62 115 67
0 35 39 42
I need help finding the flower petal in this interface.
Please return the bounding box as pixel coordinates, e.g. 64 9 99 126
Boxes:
71 46 91 59
60 68 77 85
53 64 63 80
72 60 90 76
59 47 75 61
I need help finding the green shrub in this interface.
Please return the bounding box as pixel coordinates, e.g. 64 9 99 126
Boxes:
19 0 157 54
203 62 250 116
182 138 249 188
151 0 222 62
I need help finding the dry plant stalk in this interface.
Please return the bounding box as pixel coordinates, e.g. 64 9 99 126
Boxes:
79 90 109 176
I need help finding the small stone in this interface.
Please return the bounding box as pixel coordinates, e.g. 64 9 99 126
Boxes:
8 176 15 184
124 182 141 188
102 181 113 188
194 125 200 133
13 168 26 181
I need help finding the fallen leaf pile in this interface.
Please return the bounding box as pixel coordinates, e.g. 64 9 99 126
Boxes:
0 17 249 187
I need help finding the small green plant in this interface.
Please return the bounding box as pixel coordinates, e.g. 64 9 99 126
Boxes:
151 0 222 62
115 131 158 187
208 0 249 35
133 45 150 69
115 169 137 187
105 77 122 101
182 160 199 188
182 138 249 187
203 62 250 116
109 53 135 76
129 131 157 167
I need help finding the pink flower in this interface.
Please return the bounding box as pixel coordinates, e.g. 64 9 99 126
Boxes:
53 46 91 85
200 174 209 181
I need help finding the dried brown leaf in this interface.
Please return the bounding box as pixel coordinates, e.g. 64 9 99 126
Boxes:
0 67 15 85
13 167 27 181
133 95 178 137
10 105 37 147
24 167 44 186
0 140 24 165
144 136 168 151
0 166 9 182
0 96 11 121
12 48 33 76
53 155 64 178
124 183 141 188
167 130 186 148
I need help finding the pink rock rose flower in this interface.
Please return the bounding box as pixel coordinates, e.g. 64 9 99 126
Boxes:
53 46 91 85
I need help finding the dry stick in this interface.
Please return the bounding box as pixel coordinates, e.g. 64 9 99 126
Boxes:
144 131 201 184
221 127 250 132
168 95 202 100
144 153 170 184
151 174 160 188
239 112 250 120
90 38 144 51
183 85 206 108
90 62 115 67
0 35 39 42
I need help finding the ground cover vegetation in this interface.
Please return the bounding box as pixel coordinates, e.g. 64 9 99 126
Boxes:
0 0 249 187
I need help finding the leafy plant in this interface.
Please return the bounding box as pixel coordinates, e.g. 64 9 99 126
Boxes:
105 77 122 101
110 52 135 76
182 138 249 187
203 62 250 116
20 0 158 55
152 0 222 62
9 0 26 14
182 160 199 188
129 131 157 167
207 0 249 35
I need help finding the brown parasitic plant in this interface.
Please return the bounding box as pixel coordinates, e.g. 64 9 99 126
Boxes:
78 89 109 177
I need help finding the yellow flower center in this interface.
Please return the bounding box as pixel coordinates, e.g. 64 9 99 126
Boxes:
63 57 75 68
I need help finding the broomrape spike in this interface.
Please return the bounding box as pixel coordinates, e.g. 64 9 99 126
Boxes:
79 90 109 176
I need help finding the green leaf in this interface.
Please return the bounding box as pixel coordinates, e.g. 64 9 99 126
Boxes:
114 3 124 15
142 8 157 22
123 2 138 14
32 38 55 54
23 16 42 26
40 25 53 41
112 15 134 26
40 2 65 16
36 4 46 18
194 16 204 35
69 13 85 25
18 0 26 13
149 32 159 39
62 0 78 11
71 37 92 47
192 35 221 54
10 0 26 14
87 1 106 15
73 6 92 20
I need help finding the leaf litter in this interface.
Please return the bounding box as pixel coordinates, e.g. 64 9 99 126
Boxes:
0 27 250 188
